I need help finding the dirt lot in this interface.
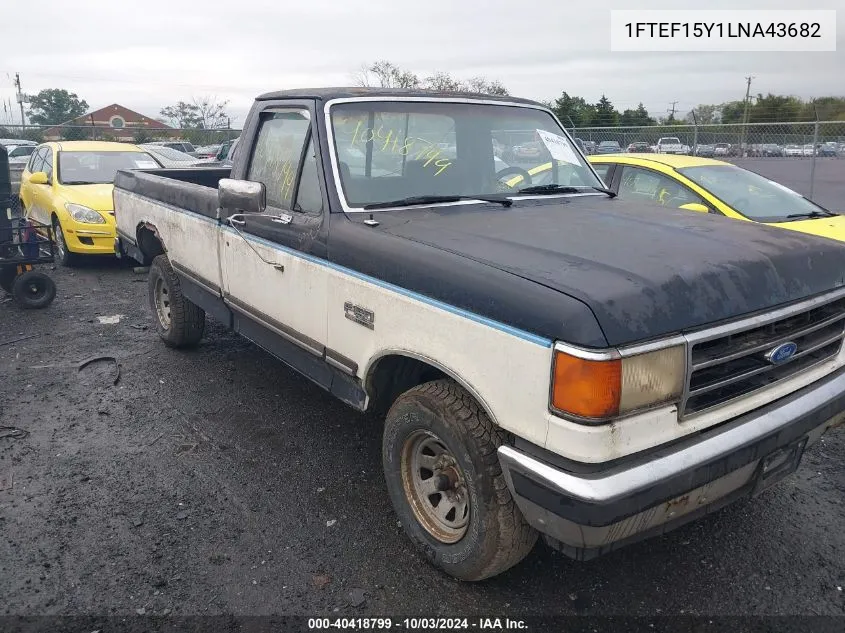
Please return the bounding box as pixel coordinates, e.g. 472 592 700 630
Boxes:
1 260 843 618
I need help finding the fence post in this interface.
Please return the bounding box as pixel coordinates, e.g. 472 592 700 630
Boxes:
692 112 699 154
809 103 819 201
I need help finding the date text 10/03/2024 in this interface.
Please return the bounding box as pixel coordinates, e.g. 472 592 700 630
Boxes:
307 618 528 630
348 121 453 176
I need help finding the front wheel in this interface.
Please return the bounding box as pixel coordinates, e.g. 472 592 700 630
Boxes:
148 254 205 348
382 379 537 581
52 218 76 267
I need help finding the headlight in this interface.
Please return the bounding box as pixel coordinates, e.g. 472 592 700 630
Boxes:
65 203 106 224
550 344 686 421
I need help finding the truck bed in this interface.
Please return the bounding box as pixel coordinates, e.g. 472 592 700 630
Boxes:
114 167 230 219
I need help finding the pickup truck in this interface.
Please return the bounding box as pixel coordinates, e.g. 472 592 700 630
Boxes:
114 88 845 581
655 137 685 154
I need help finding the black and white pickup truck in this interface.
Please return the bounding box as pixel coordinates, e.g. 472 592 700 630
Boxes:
114 88 845 581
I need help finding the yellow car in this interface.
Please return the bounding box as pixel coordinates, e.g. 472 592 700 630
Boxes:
504 153 844 241
19 141 160 265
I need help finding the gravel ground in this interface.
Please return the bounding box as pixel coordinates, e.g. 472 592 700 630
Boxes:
0 260 843 619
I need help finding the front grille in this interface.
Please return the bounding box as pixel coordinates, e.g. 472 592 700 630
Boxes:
683 295 845 416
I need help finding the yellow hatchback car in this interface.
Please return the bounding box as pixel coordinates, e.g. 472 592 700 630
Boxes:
586 154 845 241
19 141 160 265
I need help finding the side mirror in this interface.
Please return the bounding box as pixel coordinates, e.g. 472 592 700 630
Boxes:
219 178 266 214
28 171 49 185
679 202 709 213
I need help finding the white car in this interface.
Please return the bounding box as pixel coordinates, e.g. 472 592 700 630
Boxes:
713 143 731 156
140 144 199 168
4 143 37 164
802 144 816 157
783 145 804 157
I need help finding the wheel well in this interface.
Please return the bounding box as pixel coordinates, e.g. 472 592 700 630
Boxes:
366 354 448 416
136 224 165 263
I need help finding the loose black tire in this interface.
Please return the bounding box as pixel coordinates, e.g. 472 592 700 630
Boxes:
52 218 76 267
0 266 17 293
148 254 205 348
11 270 56 309
383 379 537 581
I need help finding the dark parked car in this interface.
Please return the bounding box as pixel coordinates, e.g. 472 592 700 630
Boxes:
818 142 839 157
695 144 715 157
596 140 621 154
626 141 651 153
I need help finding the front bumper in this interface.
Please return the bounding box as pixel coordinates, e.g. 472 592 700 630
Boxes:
62 217 116 255
499 366 845 559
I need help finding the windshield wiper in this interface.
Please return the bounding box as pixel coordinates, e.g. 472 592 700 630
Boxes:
517 184 617 198
785 210 836 219
62 181 101 185
363 195 512 210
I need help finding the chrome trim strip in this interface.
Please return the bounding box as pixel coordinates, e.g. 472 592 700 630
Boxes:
499 368 845 504
225 296 324 357
692 312 845 370
74 230 112 236
323 96 603 213
684 288 845 345
325 349 358 376
171 261 220 296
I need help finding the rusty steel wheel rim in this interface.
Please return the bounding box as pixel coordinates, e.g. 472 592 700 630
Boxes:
400 430 469 544
154 276 171 329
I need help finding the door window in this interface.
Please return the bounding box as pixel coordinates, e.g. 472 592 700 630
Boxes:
247 109 311 210
28 147 47 173
42 148 54 182
618 165 703 208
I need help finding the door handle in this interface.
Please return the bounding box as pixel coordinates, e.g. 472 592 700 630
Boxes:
227 214 246 227
271 213 292 225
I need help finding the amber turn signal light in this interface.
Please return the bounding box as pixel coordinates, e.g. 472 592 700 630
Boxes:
551 351 621 418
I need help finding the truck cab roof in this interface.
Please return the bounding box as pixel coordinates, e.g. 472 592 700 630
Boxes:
255 87 541 107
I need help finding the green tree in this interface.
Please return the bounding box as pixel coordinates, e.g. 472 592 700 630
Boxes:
593 94 619 127
26 89 89 125
750 93 805 122
719 100 746 124
160 101 201 129
686 104 719 125
620 103 655 126
550 92 596 127
355 61 509 96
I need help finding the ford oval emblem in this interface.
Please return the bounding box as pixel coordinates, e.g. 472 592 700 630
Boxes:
765 342 798 365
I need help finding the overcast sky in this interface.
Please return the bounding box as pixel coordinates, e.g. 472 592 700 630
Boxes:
2 0 842 128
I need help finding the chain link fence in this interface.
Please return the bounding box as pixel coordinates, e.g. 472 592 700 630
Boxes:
0 124 240 147
568 120 845 210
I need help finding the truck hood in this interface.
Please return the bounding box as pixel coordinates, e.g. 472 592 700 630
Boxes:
381 197 845 346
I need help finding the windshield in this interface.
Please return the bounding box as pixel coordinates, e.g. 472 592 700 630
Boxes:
661 138 681 144
58 151 159 185
678 165 831 222
329 100 602 209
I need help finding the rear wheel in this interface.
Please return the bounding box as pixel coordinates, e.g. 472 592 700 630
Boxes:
148 254 205 348
11 270 56 309
52 218 76 267
382 379 537 581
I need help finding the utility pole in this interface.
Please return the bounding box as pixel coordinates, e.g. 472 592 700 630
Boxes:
740 76 754 156
667 101 678 122
14 72 26 131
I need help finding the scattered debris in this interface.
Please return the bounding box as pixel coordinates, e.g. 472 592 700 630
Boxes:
133 517 144 528
0 427 29 440
317 487 325 493
136 607 146 615
347 588 367 608
133 267 150 274
0 334 38 347
326 519 337 527
129 323 149 331
162 608 171 616
78 356 121 385
176 511 189 521
96 315 124 324
312 574 331 589
148 433 164 446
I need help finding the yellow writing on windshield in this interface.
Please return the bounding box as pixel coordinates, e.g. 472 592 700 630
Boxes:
349 121 452 176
